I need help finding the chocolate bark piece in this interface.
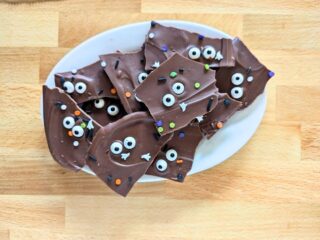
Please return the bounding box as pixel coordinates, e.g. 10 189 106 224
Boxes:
43 86 101 171
80 97 126 126
216 38 274 108
135 53 219 136
146 124 202 182
55 61 117 104
87 112 173 196
99 50 147 113
199 93 242 139
144 21 235 71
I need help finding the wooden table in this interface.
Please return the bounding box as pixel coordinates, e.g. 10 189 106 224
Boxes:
0 1 319 239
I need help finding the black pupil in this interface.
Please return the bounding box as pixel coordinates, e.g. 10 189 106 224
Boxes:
110 107 115 111
166 97 171 102
127 142 132 146
142 75 146 80
158 165 162 169
75 131 79 135
207 50 212 54
192 51 197 55
115 147 119 151
170 153 175 157
236 77 240 80
177 86 180 89
78 86 82 89
66 121 70 125
235 90 239 94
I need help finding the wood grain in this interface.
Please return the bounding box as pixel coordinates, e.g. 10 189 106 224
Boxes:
0 0 319 239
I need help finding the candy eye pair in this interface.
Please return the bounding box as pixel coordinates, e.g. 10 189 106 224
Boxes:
110 136 136 154
137 72 148 83
188 46 216 60
93 99 120 116
230 73 254 99
162 82 185 107
63 81 87 94
62 116 84 138
155 149 178 172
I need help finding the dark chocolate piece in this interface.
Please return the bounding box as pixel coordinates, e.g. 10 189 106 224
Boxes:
43 86 101 171
135 53 219 136
87 112 173 196
144 22 235 71
216 38 274 108
55 61 117 104
146 124 203 182
80 97 126 126
99 50 147 113
199 93 242 139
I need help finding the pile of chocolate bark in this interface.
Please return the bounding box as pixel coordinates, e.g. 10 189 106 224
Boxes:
43 21 274 196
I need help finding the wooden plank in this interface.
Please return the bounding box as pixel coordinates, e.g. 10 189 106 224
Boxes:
59 12 243 47
0 11 59 47
301 123 320 161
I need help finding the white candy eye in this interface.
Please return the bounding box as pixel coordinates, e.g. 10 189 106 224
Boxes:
172 82 185 95
247 76 254 82
166 149 178 161
156 159 168 172
94 98 105 109
231 73 244 85
75 82 87 94
230 87 244 99
63 81 74 94
110 141 123 155
107 105 120 116
202 46 216 59
123 136 136 150
138 72 148 83
63 116 75 129
72 125 84 138
188 47 201 60
162 94 175 107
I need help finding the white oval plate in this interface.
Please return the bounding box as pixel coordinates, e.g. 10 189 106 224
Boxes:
43 20 266 183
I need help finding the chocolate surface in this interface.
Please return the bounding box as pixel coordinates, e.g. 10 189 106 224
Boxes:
87 112 173 196
144 22 235 71
199 93 242 139
99 50 147 113
135 53 219 136
146 124 202 182
216 38 274 108
80 97 126 126
55 61 117 104
43 86 101 171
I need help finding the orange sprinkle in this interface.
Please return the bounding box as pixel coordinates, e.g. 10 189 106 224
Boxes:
115 178 122 186
125 91 132 98
67 131 73 137
110 88 117 95
74 110 81 116
176 159 184 164
216 121 223 129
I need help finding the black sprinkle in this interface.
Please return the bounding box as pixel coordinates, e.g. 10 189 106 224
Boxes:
71 76 75 81
60 77 65 86
177 173 184 182
88 154 96 162
162 144 168 152
158 77 167 82
140 58 145 64
179 68 184 74
153 132 160 141
207 98 213 112
88 129 94 142
107 175 113 182
223 99 231 106
114 60 119 69
151 21 156 27
98 89 104 95
247 66 252 75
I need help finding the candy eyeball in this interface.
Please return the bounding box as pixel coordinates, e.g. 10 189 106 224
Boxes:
247 76 254 82
75 82 87 94
172 82 185 95
63 81 74 94
63 116 75 129
162 94 175 107
123 136 136 150
231 73 244 85
107 105 120 116
94 98 105 109
110 141 123 155
230 87 244 99
137 72 148 84
202 46 216 59
72 125 84 138
188 46 201 60
156 159 168 172
166 149 178 161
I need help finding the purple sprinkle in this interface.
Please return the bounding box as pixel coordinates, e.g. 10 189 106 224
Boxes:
178 131 185 139
155 120 163 127
161 45 168 52
151 21 156 27
268 71 275 78
198 34 204 40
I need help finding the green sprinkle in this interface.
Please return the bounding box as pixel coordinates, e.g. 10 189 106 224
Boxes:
194 82 201 89
80 122 87 128
204 64 210 71
157 127 164 133
169 71 177 78
169 121 176 129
